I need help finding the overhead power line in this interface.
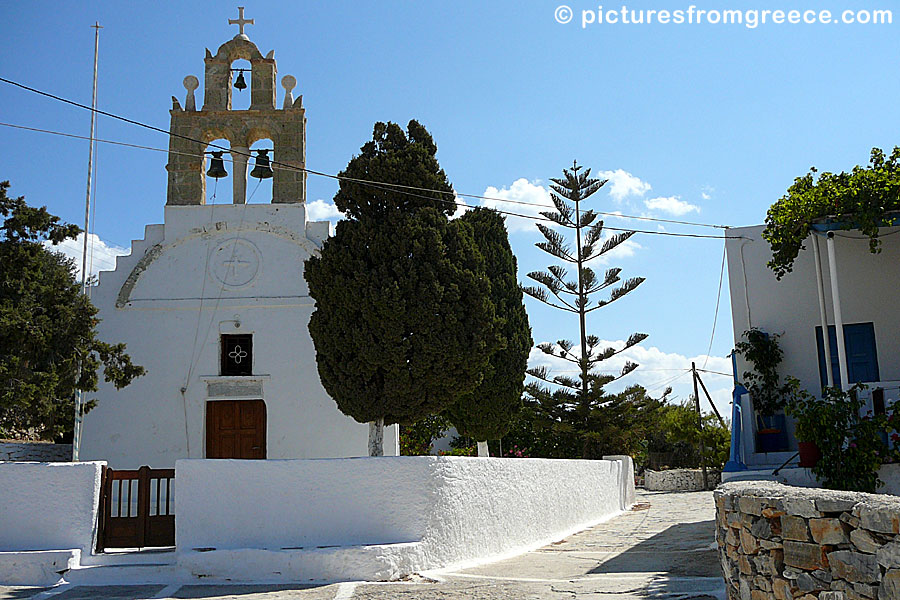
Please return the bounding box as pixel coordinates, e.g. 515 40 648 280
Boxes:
0 77 741 240
0 122 729 230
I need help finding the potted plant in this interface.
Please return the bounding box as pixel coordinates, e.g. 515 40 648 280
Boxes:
735 329 791 452
799 384 893 492
784 378 822 467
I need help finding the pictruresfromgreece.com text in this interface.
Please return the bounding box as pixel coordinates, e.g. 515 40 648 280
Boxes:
553 5 893 29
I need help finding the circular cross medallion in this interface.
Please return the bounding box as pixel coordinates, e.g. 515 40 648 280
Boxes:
210 238 261 288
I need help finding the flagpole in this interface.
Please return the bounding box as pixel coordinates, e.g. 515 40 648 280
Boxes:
74 21 101 461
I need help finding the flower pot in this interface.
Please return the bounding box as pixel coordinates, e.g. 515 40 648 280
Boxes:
756 414 790 453
798 441 822 468
757 428 783 453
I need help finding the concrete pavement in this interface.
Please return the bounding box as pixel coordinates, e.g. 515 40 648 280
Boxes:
0 490 724 600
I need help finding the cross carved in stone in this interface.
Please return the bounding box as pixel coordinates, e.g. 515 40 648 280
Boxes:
229 7 254 36
223 256 251 277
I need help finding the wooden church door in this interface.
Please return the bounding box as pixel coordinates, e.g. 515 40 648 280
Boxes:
206 400 267 459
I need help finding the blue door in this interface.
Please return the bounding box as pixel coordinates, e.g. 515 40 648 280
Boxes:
816 322 880 389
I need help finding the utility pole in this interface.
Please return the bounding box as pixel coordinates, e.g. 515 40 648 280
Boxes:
73 21 101 462
695 369 728 429
692 362 709 490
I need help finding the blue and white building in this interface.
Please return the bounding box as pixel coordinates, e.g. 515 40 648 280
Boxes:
722 219 900 483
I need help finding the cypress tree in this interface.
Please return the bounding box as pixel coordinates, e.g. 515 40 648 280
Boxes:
444 208 532 456
305 122 496 455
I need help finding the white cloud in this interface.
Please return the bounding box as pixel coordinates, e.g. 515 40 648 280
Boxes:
450 191 469 220
644 196 700 216
306 199 344 221
478 171 654 233
701 192 711 200
480 178 554 233
588 229 642 265
596 169 652 202
528 341 734 419
43 232 129 282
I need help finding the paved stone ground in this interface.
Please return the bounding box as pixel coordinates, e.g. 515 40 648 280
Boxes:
0 490 724 600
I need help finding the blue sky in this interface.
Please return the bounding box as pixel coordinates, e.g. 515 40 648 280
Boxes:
2 1 898 416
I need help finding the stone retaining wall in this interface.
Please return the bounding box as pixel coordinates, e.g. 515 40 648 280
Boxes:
645 468 721 491
0 442 72 462
716 481 900 599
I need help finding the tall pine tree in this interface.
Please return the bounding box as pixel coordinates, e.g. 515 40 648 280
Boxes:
523 162 647 459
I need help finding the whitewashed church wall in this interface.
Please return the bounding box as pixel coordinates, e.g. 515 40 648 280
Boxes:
175 456 630 581
0 462 103 556
725 225 900 466
81 203 392 468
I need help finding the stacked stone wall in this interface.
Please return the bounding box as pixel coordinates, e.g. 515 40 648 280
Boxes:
0 442 72 462
644 468 721 491
716 481 900 599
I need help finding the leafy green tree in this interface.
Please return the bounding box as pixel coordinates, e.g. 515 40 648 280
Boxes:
504 384 668 460
0 181 144 441
444 208 532 456
305 122 496 455
764 146 900 279
659 400 731 469
523 162 648 459
399 414 451 456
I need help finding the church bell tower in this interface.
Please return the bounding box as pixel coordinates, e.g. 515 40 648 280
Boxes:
166 7 306 206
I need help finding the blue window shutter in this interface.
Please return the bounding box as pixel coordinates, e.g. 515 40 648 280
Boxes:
815 323 879 389
845 323 879 384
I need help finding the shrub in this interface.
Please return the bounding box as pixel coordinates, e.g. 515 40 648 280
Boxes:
787 382 897 493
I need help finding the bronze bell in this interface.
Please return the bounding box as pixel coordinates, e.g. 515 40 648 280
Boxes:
206 151 228 178
233 70 247 91
250 149 274 179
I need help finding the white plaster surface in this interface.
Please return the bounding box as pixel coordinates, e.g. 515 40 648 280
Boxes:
0 549 79 585
176 456 631 581
176 458 432 549
0 462 103 557
726 225 900 467
603 455 635 507
878 463 900 495
723 463 900 497
80 203 398 469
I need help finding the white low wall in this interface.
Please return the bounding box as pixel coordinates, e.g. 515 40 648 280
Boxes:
0 462 103 557
722 463 900 496
176 456 632 581
0 550 80 585
604 455 636 508
176 457 432 549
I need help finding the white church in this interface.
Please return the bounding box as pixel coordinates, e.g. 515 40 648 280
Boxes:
81 14 399 468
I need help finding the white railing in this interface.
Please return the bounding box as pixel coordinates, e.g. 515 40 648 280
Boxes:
857 381 900 415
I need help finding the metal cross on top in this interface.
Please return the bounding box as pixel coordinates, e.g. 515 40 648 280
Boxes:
229 7 254 36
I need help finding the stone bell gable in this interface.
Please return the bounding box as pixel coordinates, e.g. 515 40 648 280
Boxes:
166 26 306 206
